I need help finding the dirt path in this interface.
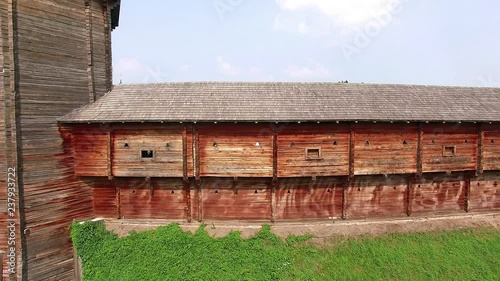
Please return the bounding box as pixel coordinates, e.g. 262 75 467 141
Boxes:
105 212 499 244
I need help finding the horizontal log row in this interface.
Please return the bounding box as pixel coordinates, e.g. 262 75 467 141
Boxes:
67 123 500 178
91 173 500 221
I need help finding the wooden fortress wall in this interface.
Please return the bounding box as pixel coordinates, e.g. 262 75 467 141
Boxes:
66 122 500 222
0 0 113 280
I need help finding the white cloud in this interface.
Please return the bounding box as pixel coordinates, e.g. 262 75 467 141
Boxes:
216 56 241 76
284 63 332 79
275 0 402 27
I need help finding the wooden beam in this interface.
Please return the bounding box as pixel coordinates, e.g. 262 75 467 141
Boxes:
271 127 278 222
342 180 349 220
194 124 200 181
85 0 96 102
115 185 121 219
107 128 114 179
406 177 413 217
477 123 484 176
348 123 355 179
182 125 188 181
184 180 191 223
197 180 202 222
464 176 471 212
416 123 423 178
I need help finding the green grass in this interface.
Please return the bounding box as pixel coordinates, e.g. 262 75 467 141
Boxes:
70 221 500 281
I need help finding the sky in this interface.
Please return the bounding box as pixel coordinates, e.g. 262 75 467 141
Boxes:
112 0 500 87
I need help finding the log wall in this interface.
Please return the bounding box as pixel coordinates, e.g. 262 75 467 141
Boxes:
0 0 114 279
89 172 499 222
277 124 349 177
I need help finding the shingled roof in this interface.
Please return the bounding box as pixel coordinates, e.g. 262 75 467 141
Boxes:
59 82 500 123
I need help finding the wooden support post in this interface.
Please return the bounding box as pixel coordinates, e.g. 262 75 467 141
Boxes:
271 127 278 223
406 177 413 217
182 125 191 222
464 176 471 212
342 179 349 220
197 180 203 222
115 185 121 219
477 123 484 176
416 123 423 178
107 128 114 180
147 177 153 197
193 124 202 222
348 123 355 180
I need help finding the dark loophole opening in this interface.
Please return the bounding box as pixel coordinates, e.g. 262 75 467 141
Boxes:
132 190 136 194
491 139 495 144
287 190 291 194
166 143 171 148
418 185 421 188
290 142 295 148
213 142 218 147
171 190 175 194
393 186 397 190
333 141 338 146
327 189 331 193
141 150 154 159
464 140 468 144
365 141 370 146
215 190 219 194
403 140 408 145
477 182 481 186
124 143 129 148
357 187 361 191
254 190 258 194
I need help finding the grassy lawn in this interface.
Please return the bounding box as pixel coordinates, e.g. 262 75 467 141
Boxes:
71 221 500 281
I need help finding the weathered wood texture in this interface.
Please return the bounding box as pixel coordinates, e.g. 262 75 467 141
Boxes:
89 178 117 218
346 176 408 218
470 172 500 211
113 127 184 177
277 124 349 177
201 178 272 220
411 174 466 214
198 124 273 177
72 125 109 176
483 125 500 171
0 0 113 279
354 124 418 175
422 124 478 173
275 178 343 220
0 0 10 274
117 178 188 220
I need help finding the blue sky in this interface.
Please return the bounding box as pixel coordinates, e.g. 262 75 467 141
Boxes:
112 0 500 87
